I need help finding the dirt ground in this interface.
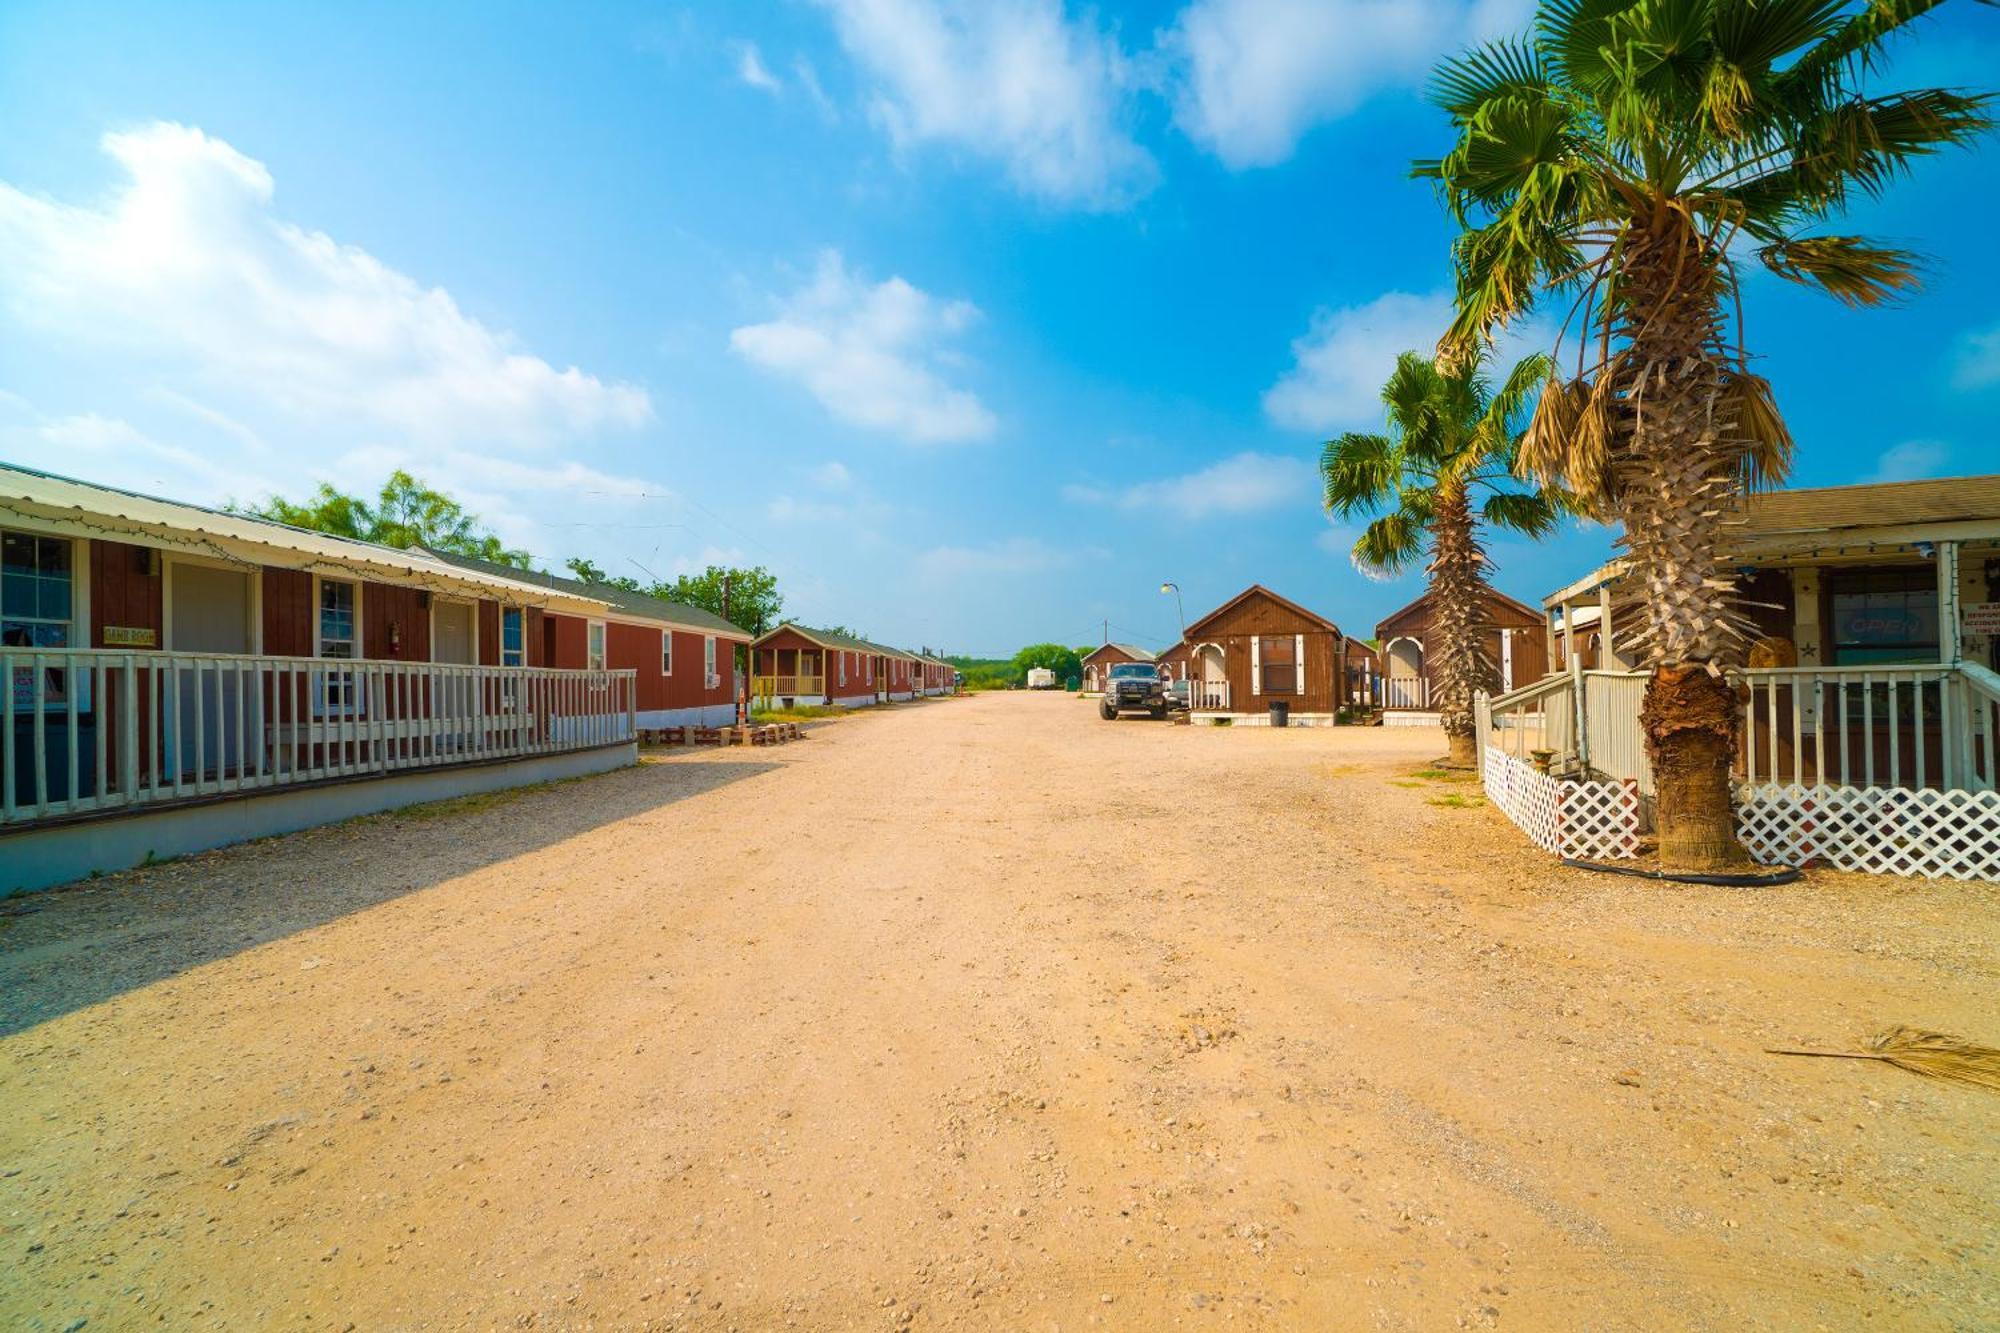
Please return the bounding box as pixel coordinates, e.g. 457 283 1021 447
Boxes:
3 691 1997 1331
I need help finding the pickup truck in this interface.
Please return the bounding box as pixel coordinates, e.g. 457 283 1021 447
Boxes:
1099 662 1170 720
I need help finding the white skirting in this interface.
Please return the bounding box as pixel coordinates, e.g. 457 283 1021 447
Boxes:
1382 711 1442 727
636 702 738 729
1 742 638 898
1191 712 1340 727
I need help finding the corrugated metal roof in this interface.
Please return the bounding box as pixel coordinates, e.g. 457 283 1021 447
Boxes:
423 549 749 638
0 462 611 610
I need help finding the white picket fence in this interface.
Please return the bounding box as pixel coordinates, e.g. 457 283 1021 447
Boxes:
3 649 637 828
1477 660 2000 880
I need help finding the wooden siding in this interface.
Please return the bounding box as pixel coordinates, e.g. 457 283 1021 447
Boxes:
1189 590 1343 714
261 568 313 657
478 600 501 666
757 626 877 702
606 621 735 712
88 539 163 649
1377 588 1549 695
363 582 431 662
545 612 588 669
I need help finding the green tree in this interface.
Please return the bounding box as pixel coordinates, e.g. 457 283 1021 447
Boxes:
235 471 530 568
1011 642 1083 686
660 565 782 635
562 557 644 592
1323 348 1565 767
1422 0 1993 868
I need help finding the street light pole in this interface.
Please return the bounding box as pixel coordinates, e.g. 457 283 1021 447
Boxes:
1160 582 1186 641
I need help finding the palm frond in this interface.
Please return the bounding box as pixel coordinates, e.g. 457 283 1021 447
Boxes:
1769 1025 2000 1092
1482 490 1563 539
1354 509 1426 576
1431 39 1551 117
1518 372 1585 485
1720 369 1794 490
1321 432 1400 518
1758 234 1922 305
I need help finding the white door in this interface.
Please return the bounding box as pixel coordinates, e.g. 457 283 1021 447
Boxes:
169 564 253 780
434 601 475 664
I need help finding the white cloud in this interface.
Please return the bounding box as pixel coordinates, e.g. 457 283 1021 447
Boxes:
1163 0 1533 169
1065 451 1314 519
736 41 784 94
1262 289 1551 433
916 536 1067 579
1868 439 1953 483
0 405 284 499
0 122 651 449
812 460 854 490
1954 322 2000 390
812 0 1154 208
730 249 996 444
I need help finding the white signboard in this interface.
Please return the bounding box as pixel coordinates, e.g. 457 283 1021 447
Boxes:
1963 602 2000 636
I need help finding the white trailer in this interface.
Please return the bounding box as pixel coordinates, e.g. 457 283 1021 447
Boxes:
1026 667 1057 690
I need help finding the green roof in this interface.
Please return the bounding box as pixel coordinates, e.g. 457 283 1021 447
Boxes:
421 549 749 637
754 622 919 661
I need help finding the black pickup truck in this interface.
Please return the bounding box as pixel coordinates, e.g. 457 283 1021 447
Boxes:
1100 662 1170 720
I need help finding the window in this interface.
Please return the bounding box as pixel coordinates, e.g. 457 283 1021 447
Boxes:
501 607 525 668
319 579 357 659
1830 569 1939 665
587 621 607 671
703 634 717 682
1258 635 1297 695
3 530 75 706
838 651 847 686
661 628 674 676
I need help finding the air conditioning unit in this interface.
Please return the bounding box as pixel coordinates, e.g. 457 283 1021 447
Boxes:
704 672 722 690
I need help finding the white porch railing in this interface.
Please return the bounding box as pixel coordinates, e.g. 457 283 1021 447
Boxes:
2 649 637 829
1188 679 1231 711
1382 674 1429 709
1477 661 2000 880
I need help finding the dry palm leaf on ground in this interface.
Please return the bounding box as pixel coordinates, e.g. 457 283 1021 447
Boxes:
1767 1026 2000 1092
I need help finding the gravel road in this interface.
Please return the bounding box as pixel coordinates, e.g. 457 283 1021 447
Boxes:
3 691 1996 1330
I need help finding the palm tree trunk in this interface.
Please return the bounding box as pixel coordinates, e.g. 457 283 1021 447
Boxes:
1428 475 1497 769
1614 216 1752 870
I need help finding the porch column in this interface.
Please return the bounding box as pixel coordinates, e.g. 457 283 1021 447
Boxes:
1544 608 1559 675
1562 600 1576 672
1938 540 1961 666
1597 583 1626 669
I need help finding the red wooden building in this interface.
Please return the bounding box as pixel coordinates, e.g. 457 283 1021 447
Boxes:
751 625 925 709
1 463 648 894
426 552 749 729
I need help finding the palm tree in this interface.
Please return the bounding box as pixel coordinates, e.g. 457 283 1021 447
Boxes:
1324 349 1565 769
1421 0 1994 868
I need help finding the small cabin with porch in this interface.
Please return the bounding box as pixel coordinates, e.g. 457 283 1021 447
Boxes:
1080 642 1154 692
1480 474 2000 880
1177 585 1356 726
1 463 650 895
1373 587 1547 724
752 625 921 709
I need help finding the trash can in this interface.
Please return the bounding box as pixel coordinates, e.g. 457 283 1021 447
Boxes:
1268 700 1290 728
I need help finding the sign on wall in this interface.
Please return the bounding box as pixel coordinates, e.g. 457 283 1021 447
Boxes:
1963 602 2000 636
103 626 158 647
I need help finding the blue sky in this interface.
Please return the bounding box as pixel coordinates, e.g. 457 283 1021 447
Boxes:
2 1 1996 656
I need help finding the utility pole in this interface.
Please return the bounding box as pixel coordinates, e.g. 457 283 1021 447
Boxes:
1103 618 1109 645
722 573 746 725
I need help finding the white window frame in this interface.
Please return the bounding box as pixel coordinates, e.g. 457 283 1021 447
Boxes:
311 574 362 717
500 606 526 668
661 627 674 676
838 650 847 686
3 527 88 709
586 620 607 672
703 634 717 685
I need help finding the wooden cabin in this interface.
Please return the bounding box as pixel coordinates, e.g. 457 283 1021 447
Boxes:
0 463 649 894
1177 585 1356 725
751 625 921 709
1080 642 1154 692
1372 587 1547 721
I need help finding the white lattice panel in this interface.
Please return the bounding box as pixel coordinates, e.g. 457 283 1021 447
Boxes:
1482 748 1639 860
1736 784 2000 881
